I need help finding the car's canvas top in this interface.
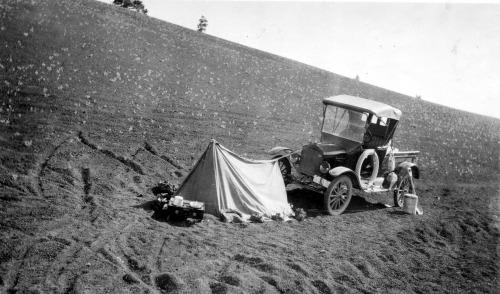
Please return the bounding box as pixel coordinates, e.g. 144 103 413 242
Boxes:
322 95 402 120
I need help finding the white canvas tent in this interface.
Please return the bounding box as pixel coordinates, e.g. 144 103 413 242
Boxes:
175 140 293 219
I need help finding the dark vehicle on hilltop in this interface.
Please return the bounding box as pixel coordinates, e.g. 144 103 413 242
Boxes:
270 95 420 215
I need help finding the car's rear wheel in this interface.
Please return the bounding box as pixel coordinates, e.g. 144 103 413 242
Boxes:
393 173 414 207
324 175 353 215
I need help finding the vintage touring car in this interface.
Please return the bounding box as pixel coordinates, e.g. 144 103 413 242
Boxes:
270 95 420 215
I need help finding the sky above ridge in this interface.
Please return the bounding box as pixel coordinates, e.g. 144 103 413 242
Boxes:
99 0 500 119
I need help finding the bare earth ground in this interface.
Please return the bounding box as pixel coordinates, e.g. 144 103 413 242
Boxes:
1 0 499 293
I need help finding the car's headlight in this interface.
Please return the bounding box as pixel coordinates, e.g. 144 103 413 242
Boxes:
290 153 301 163
320 161 330 173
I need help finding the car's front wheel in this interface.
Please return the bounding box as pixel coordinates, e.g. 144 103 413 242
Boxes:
324 175 353 215
274 156 292 186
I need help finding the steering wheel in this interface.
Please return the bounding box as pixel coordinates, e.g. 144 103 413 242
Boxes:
363 130 373 143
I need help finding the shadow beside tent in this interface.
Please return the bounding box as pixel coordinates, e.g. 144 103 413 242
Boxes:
132 199 159 211
286 187 389 216
132 199 210 227
286 187 325 217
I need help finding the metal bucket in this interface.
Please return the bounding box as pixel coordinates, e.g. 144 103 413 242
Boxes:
403 193 418 215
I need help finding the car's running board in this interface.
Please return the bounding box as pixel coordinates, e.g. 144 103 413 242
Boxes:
362 186 390 193
360 179 389 193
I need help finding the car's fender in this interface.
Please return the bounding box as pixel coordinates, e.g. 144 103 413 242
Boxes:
394 161 420 179
328 167 362 190
268 146 294 156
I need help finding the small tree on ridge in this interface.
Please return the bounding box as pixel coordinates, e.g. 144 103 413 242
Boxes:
198 15 208 32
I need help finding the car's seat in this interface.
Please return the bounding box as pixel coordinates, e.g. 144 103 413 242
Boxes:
364 135 385 149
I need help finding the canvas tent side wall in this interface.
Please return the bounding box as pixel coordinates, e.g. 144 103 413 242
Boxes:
175 140 293 218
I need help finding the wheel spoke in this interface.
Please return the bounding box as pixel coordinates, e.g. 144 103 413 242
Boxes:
279 163 286 173
402 178 410 192
331 197 341 209
329 199 336 209
277 159 291 185
329 195 338 206
329 194 338 205
336 182 348 194
399 187 405 204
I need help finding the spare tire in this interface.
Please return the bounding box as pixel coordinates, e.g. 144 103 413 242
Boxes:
355 149 379 189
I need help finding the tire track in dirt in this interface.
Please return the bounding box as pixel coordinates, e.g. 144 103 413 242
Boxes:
40 238 81 294
134 141 183 171
12 139 159 292
5 244 29 293
37 136 73 198
62 275 78 294
116 220 154 286
156 236 169 271
114 220 193 293
160 155 183 170
233 253 277 274
81 167 92 198
80 167 98 223
59 220 160 293
133 141 184 180
91 243 156 292
0 179 26 195
77 131 145 175
143 141 183 170
311 279 333 294
100 219 162 293
5 237 71 293
19 131 173 292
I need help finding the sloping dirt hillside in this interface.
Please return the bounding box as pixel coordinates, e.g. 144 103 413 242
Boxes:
1 0 499 293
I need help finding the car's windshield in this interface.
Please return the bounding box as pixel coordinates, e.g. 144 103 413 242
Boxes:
322 106 367 142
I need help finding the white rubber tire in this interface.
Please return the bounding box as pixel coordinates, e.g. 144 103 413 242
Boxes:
355 149 379 189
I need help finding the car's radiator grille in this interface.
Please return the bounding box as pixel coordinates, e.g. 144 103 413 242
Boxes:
298 145 324 176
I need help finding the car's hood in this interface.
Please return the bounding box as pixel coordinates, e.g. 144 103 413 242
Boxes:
315 143 347 156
